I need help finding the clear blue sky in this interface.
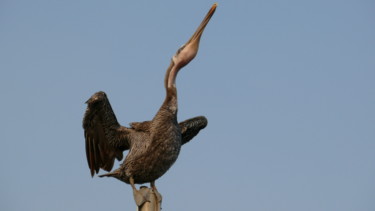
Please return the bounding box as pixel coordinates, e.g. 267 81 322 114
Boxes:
1 0 374 210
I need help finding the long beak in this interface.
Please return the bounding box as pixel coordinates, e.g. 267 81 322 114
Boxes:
185 3 217 46
165 3 217 88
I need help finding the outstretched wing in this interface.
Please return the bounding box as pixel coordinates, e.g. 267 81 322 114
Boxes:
179 116 208 145
83 91 131 177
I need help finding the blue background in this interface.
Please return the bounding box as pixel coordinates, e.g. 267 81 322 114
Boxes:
1 0 374 210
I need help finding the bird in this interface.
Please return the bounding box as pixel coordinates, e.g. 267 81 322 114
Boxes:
82 3 217 202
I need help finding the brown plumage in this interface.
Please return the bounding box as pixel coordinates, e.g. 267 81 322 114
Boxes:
83 4 216 189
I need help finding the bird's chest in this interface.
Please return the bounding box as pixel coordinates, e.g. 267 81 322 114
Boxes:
125 124 182 182
149 124 182 168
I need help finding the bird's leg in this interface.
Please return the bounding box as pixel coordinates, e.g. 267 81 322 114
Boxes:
130 177 150 207
150 181 163 204
130 177 137 190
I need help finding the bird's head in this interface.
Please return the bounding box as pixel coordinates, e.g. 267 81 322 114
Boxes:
167 3 217 88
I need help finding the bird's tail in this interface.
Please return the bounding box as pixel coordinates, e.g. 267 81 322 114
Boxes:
99 171 119 178
98 170 129 183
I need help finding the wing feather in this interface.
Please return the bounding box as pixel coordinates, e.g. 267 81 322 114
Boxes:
83 91 131 176
179 116 208 145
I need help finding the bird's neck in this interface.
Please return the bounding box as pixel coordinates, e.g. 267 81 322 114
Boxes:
152 86 178 125
162 86 178 115
161 60 179 115
164 61 174 90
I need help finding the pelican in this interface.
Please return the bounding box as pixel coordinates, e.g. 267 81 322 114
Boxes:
83 3 217 204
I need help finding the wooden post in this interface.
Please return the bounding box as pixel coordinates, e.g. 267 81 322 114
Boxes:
133 186 162 211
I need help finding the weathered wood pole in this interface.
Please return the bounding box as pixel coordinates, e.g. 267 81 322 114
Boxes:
133 186 162 211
